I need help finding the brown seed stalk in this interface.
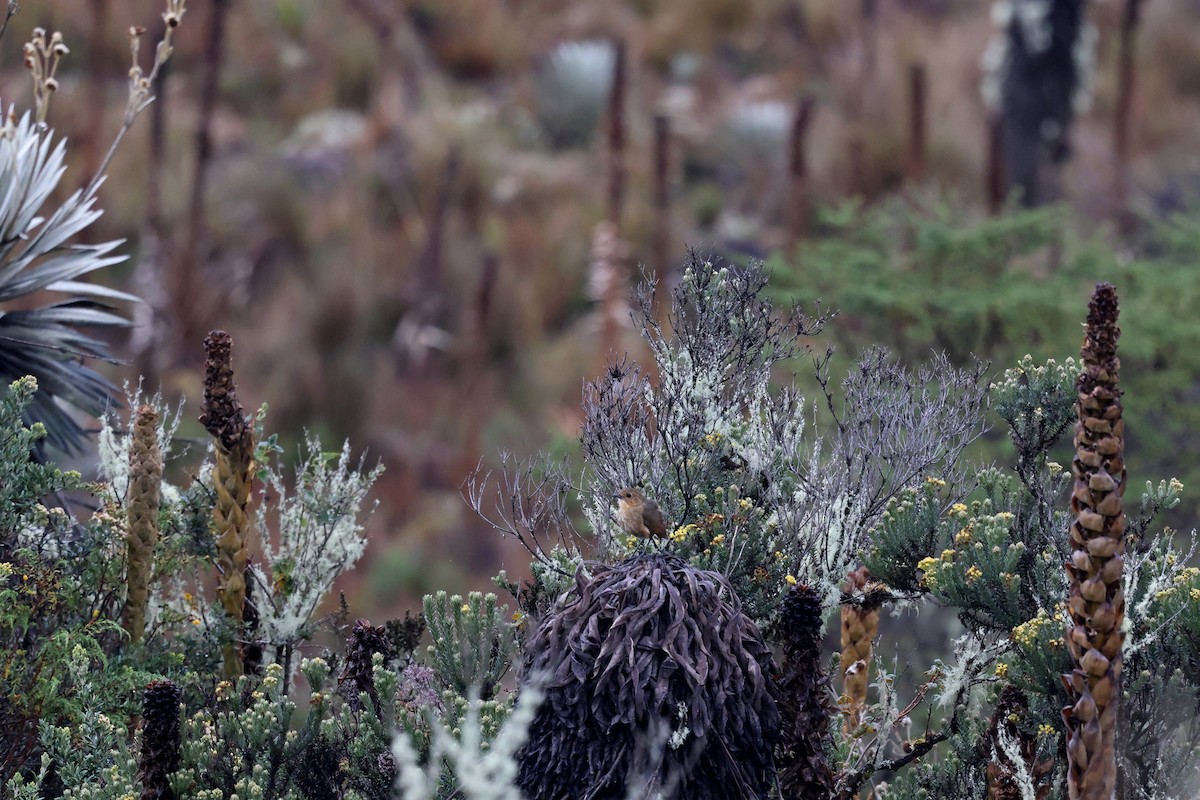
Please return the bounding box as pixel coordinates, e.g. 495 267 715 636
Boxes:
122 405 163 645
199 330 255 677
1062 283 1125 800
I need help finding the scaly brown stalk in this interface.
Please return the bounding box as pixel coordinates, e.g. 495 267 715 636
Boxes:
199 330 255 678
777 583 835 799
1062 283 1125 800
122 405 163 645
841 566 879 735
138 679 182 800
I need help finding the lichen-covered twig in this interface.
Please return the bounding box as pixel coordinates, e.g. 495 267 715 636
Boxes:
121 405 163 645
199 330 255 677
1062 283 1125 800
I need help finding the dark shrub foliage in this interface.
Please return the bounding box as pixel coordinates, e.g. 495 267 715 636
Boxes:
516 552 780 800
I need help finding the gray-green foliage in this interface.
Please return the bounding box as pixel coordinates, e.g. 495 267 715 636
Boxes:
0 377 78 543
423 591 516 701
472 256 988 628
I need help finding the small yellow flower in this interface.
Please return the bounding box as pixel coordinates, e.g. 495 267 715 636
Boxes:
925 476 946 488
737 498 753 511
785 574 797 585
1037 723 1056 737
1007 713 1020 723
950 503 968 515
191 618 201 626
1047 462 1063 475
941 549 956 562
965 565 983 583
0 562 12 580
461 603 471 613
994 662 1009 678
710 534 726 546
1191 588 1200 601
1169 478 1184 493
774 550 785 561
996 511 1014 521
955 528 972 545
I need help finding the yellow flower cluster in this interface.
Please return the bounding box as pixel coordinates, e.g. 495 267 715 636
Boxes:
965 565 983 584
955 527 973 545
950 503 969 515
0 562 12 581
785 574 797 585
1037 723 1056 737
710 534 726 547
925 476 947 488
994 662 1009 678
671 524 697 543
1012 608 1057 649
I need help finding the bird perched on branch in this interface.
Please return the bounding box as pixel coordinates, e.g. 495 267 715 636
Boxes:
614 487 669 539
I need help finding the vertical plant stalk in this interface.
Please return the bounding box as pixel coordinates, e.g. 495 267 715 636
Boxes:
605 37 626 229
906 62 927 183
138 679 182 800
339 618 394 714
1062 283 1125 800
777 583 836 799
199 330 256 678
787 95 816 248
987 112 1005 214
651 112 671 314
841 566 879 735
1112 0 1144 223
177 0 230 356
122 405 163 645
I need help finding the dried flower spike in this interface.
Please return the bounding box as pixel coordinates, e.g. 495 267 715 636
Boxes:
122 405 163 645
1062 283 1125 800
200 330 255 677
138 679 182 800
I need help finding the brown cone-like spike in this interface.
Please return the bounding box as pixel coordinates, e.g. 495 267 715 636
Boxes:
776 584 836 799
1062 284 1125 800
841 566 879 735
138 679 182 800
339 618 395 714
199 330 256 678
122 405 162 644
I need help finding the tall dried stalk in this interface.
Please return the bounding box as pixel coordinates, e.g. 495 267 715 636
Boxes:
122 405 163 645
177 0 229 356
651 112 671 307
198 330 256 678
787 95 816 247
841 566 879 734
605 37 626 228
906 63 927 183
1062 283 1125 800
1113 0 1144 224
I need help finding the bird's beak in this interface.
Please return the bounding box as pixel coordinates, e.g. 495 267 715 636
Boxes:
611 492 621 500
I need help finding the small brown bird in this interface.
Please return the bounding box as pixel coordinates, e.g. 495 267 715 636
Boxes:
614 487 669 539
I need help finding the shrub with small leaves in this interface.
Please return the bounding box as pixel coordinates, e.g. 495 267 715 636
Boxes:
424 591 515 701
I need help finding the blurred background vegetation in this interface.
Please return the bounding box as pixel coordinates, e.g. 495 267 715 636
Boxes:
6 0 1199 623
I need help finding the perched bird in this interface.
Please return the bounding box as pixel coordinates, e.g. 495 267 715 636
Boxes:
614 487 669 539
